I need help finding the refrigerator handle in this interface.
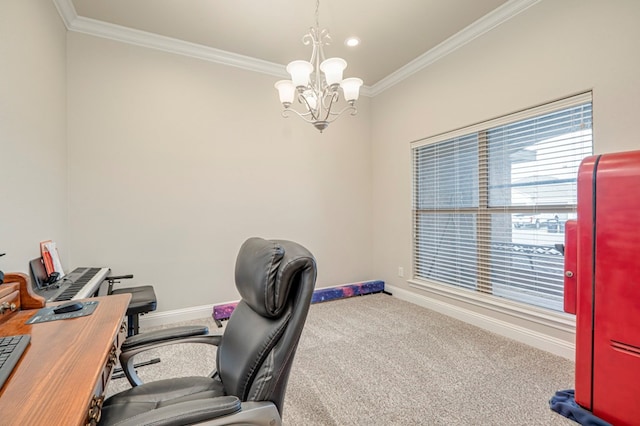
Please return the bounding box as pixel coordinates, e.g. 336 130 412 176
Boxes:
563 219 578 315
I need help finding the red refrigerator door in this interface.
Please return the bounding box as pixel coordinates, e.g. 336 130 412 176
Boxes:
590 151 640 425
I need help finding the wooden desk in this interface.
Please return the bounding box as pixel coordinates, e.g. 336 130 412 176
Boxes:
0 293 130 425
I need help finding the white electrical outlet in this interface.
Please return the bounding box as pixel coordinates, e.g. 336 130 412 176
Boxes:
398 267 404 277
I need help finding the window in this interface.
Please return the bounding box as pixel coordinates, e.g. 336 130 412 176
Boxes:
412 93 592 312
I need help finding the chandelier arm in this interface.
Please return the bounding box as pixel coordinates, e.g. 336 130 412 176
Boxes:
281 107 323 124
323 104 358 122
297 91 320 121
280 103 357 125
310 29 324 119
318 90 339 121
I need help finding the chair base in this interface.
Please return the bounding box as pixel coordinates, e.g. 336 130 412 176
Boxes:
112 357 161 380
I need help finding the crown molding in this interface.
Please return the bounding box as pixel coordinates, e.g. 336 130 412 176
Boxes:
72 17 288 79
52 0 76 29
368 0 541 96
53 0 538 99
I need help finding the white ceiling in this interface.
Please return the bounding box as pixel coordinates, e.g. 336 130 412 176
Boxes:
61 0 536 93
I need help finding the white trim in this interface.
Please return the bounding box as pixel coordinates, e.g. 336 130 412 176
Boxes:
51 0 76 29
386 283 575 360
70 16 288 78
408 279 576 332
52 0 537 98
369 0 541 96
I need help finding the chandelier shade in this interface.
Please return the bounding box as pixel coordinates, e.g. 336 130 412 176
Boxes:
340 77 364 102
274 0 363 133
319 58 347 86
286 60 313 88
274 80 296 107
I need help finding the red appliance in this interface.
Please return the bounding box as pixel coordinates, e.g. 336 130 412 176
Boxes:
564 150 640 426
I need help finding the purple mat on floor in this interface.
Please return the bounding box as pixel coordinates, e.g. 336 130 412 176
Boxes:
213 280 385 321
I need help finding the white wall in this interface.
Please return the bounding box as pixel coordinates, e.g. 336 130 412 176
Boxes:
371 0 640 347
0 0 68 272
66 33 373 311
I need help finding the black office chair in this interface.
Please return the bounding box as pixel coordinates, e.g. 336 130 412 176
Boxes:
107 274 157 337
98 237 317 426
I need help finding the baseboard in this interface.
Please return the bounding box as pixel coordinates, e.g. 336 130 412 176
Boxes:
385 284 575 361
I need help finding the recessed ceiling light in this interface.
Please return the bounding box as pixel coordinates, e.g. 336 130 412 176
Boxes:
345 37 360 47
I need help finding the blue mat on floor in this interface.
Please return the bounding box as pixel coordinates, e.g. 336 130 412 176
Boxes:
549 390 612 426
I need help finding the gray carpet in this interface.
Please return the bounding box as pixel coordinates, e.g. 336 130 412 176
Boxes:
107 294 576 425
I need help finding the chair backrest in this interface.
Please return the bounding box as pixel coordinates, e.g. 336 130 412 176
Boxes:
216 237 317 414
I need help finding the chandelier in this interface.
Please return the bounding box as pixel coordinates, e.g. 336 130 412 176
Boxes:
274 0 363 133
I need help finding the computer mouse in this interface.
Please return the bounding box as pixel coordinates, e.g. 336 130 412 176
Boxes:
53 301 84 314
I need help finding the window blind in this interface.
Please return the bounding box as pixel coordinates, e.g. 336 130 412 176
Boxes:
412 93 593 311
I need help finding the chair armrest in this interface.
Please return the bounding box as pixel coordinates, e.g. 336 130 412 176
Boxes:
102 396 241 426
121 325 211 351
119 326 221 387
106 274 134 281
106 274 134 294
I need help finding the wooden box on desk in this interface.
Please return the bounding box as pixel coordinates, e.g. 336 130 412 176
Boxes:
0 272 45 316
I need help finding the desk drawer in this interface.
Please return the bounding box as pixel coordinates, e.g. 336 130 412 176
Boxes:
86 321 127 425
0 283 20 324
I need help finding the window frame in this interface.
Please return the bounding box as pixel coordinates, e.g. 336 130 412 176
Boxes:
409 92 592 323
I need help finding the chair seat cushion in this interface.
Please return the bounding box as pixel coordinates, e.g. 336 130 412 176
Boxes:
111 285 157 315
100 377 226 424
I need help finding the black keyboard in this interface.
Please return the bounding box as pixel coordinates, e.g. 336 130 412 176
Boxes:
0 334 30 390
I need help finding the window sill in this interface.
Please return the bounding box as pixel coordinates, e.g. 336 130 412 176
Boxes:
407 278 576 334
